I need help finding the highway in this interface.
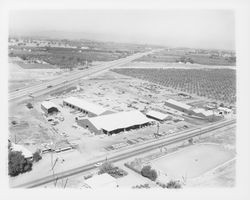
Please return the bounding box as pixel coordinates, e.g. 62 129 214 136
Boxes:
9 50 160 101
12 118 235 188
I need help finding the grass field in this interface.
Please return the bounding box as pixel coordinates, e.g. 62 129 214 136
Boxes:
136 49 236 66
112 68 236 104
151 144 234 180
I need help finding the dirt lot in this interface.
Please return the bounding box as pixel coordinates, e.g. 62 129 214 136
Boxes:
151 143 235 180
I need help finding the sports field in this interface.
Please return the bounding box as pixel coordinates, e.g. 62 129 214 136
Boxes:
151 144 235 180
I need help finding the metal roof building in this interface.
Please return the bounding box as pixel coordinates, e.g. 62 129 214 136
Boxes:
63 97 110 117
77 110 154 135
165 99 193 115
41 101 59 115
192 108 214 117
146 110 171 121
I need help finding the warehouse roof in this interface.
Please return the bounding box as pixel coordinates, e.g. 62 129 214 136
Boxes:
89 110 153 132
84 173 118 189
193 108 213 117
63 97 108 116
166 99 192 110
11 143 33 159
218 107 232 113
146 110 169 121
41 101 58 110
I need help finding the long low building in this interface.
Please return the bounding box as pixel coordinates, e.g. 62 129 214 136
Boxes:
165 99 192 114
77 110 154 135
191 108 214 120
146 110 172 122
63 97 112 117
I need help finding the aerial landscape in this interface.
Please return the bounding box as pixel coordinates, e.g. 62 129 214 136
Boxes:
8 10 236 189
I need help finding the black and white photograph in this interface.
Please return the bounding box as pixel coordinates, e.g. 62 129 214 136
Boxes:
1 0 250 199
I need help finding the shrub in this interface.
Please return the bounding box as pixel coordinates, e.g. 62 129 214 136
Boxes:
98 161 128 178
8 151 32 177
26 103 33 109
166 180 182 189
132 183 150 189
33 150 42 162
141 165 158 181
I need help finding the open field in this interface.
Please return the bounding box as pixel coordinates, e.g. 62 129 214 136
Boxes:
151 144 234 180
9 38 150 69
112 68 236 104
135 49 236 66
8 59 71 91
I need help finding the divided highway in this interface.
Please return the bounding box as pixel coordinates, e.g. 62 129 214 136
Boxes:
12 119 235 188
9 50 160 102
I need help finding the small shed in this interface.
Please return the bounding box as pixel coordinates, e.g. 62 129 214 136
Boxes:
41 101 59 115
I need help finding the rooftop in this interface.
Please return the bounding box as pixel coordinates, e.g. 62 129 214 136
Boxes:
193 108 214 117
41 101 58 110
146 110 169 121
11 143 33 159
89 110 153 132
63 96 108 116
166 99 192 110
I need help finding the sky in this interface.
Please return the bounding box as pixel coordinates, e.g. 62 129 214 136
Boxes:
9 10 235 50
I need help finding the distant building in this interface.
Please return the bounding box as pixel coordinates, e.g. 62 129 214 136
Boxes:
63 97 113 117
191 108 214 120
146 110 172 122
41 101 59 115
77 110 153 135
165 99 192 114
10 143 33 160
218 107 232 114
83 173 118 189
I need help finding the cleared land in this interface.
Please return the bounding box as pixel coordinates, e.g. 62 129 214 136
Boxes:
151 144 234 180
112 68 236 104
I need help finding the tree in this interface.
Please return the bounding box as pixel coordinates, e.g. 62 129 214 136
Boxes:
8 151 32 177
33 150 42 162
141 165 158 181
98 161 114 175
20 55 27 60
166 180 182 189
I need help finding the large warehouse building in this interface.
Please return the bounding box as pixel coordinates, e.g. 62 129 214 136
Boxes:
77 110 154 135
63 97 113 117
165 99 192 114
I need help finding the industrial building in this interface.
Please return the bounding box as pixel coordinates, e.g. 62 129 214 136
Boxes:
218 107 232 114
146 110 172 122
41 101 59 115
63 97 112 117
77 110 154 135
165 99 192 114
191 108 214 120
